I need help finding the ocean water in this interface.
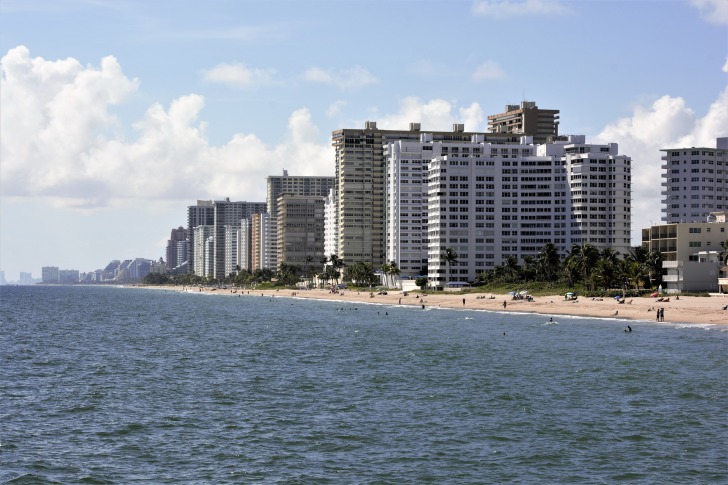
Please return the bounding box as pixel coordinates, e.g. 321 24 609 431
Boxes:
1 285 726 484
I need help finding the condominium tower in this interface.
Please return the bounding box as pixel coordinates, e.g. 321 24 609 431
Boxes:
332 121 519 268
661 137 728 223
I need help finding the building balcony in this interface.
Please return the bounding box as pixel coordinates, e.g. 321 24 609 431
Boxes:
662 260 682 269
662 274 680 282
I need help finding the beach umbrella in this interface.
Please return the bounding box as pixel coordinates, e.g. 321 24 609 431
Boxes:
650 291 659 297
614 295 622 299
519 290 529 295
566 292 574 296
509 291 517 296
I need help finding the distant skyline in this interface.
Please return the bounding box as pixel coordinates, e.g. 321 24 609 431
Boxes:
1 0 727 280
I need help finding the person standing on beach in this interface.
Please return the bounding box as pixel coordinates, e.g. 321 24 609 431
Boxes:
462 298 465 306
503 300 507 309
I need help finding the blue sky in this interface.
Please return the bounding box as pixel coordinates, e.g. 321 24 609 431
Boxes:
1 0 727 280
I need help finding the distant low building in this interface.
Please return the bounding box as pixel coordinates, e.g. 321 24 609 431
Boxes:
42 266 59 284
59 269 80 284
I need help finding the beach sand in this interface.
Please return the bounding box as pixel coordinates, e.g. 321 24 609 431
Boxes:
145 285 728 326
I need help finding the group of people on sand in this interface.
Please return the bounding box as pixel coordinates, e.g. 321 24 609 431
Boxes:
656 307 666 322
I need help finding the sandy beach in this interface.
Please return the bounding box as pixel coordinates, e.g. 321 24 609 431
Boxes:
144 285 728 326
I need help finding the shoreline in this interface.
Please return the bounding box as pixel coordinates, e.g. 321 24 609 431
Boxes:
137 285 728 326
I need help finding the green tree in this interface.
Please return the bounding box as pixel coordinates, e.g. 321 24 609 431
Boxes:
442 247 459 287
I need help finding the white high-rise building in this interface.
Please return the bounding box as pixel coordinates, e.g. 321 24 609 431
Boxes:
661 137 728 223
324 188 337 259
381 134 632 289
251 213 274 271
193 225 214 277
224 223 241 277
430 135 632 288
237 218 252 272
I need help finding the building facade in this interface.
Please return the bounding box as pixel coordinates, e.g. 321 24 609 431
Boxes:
332 122 516 269
641 213 728 292
487 101 560 144
265 172 335 270
212 199 266 279
187 200 215 274
193 225 214 277
166 226 188 270
42 266 59 284
276 194 326 270
251 213 274 271
424 135 631 289
660 137 728 223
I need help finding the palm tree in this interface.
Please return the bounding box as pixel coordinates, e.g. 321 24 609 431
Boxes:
389 261 400 288
328 254 344 286
599 247 621 290
442 247 458 287
380 261 391 287
537 242 561 282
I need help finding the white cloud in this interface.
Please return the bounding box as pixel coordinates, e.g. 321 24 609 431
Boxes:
326 99 348 117
376 97 485 133
472 0 571 18
722 57 728 72
472 60 506 81
303 65 378 90
594 86 728 243
1 46 333 209
690 0 728 25
202 62 275 89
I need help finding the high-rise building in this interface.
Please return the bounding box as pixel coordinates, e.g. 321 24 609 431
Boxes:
424 134 631 288
176 240 189 268
660 137 728 223
237 219 253 272
42 266 59 284
251 213 274 271
193 225 214 277
166 227 188 270
19 272 33 285
212 199 266 279
487 101 560 144
187 201 215 274
276 194 326 270
0 270 6 285
323 189 337 259
265 171 334 270
224 223 241 277
332 122 515 269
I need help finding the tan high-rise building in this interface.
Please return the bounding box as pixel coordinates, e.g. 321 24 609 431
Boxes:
487 101 559 144
276 194 326 270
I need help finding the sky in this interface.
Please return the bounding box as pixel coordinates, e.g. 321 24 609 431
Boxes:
1 0 727 281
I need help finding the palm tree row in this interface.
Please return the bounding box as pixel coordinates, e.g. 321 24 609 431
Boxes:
476 243 663 293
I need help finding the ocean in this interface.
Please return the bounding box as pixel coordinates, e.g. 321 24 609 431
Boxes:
1 285 726 484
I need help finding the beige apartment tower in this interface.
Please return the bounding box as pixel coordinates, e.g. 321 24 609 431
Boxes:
276 195 326 269
487 101 559 144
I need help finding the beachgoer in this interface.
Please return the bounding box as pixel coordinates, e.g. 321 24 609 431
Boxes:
422 304 425 309
503 301 507 309
462 298 465 306
628 325 632 332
